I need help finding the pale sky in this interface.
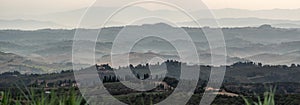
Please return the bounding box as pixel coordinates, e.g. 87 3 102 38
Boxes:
0 0 300 16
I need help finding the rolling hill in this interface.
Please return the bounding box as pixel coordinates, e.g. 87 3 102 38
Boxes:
0 51 71 73
246 53 300 65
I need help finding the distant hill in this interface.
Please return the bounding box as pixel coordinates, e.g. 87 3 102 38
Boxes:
98 51 249 67
246 53 300 65
0 19 66 30
179 18 300 28
210 41 300 58
98 52 179 67
0 51 71 73
0 41 24 53
31 7 300 28
1 24 300 66
285 51 300 57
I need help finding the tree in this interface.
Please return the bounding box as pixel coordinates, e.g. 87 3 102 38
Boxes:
103 76 107 83
129 64 134 70
258 63 263 67
144 74 150 79
291 64 296 68
136 74 140 79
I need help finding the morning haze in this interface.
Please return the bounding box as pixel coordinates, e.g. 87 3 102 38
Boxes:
0 0 300 29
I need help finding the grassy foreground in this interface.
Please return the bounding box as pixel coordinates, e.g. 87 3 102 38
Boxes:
243 87 276 105
0 88 85 105
1 88 276 105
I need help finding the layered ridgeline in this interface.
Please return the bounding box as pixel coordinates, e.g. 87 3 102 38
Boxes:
0 51 72 73
1 24 300 71
3 7 300 29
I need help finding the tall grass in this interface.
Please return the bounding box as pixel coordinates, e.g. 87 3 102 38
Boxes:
243 87 276 105
0 86 277 105
0 88 85 105
1 90 13 105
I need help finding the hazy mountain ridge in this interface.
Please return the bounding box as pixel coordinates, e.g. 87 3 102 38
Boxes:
285 51 300 57
3 7 300 29
247 53 300 65
39 7 300 28
0 51 71 73
0 19 66 30
179 18 300 28
1 24 300 68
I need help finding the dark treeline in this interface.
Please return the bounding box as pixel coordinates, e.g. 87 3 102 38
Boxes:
1 60 300 95
1 61 300 104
